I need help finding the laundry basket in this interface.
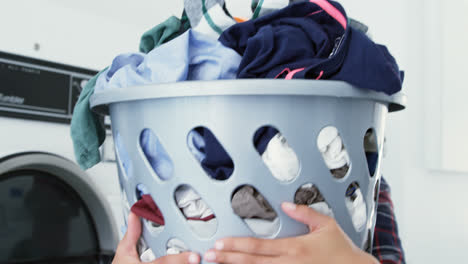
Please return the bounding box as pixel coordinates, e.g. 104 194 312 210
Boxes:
90 79 406 258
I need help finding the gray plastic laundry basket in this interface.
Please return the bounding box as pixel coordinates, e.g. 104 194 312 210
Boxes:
90 79 406 259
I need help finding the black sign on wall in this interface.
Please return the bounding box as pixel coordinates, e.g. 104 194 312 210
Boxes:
0 51 97 123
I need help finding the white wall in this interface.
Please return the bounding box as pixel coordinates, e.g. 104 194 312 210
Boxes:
1 0 467 263
0 0 184 69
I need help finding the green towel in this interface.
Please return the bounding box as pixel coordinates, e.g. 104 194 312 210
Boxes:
70 69 107 170
139 16 184 54
71 16 188 170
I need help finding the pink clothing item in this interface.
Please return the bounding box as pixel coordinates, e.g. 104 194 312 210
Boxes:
285 68 305 80
309 0 347 29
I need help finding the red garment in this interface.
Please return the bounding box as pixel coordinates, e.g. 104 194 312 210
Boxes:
186 215 216 221
131 194 165 225
131 194 215 224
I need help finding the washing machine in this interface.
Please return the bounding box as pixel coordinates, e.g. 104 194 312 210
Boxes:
0 51 123 263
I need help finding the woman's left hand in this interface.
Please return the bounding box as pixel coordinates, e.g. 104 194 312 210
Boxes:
203 202 378 264
112 212 201 264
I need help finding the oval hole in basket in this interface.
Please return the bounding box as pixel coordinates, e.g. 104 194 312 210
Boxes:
117 171 126 194
344 182 367 232
231 185 280 237
174 185 218 238
253 126 300 182
374 179 380 203
166 238 189 255
131 184 165 235
294 183 334 218
135 183 149 201
186 126 234 180
114 131 133 179
364 128 379 177
317 126 350 179
140 128 174 181
139 239 156 262
363 228 372 253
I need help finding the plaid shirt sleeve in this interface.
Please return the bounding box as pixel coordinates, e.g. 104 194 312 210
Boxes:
372 177 406 264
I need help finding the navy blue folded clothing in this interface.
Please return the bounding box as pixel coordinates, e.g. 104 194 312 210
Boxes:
219 0 404 95
196 127 234 180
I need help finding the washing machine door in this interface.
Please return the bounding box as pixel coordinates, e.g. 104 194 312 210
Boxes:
0 153 119 264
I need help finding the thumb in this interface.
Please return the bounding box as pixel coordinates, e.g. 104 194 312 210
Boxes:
281 202 332 232
120 212 142 254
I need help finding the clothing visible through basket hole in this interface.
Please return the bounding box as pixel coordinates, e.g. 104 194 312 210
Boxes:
132 185 165 246
114 131 133 179
294 183 334 218
137 237 188 261
132 185 164 235
364 128 379 177
188 125 300 182
140 128 174 181
132 194 165 226
135 183 148 201
188 126 301 182
231 185 280 237
173 185 218 238
133 183 282 243
138 237 189 262
254 126 300 182
133 185 216 259
317 126 350 179
167 238 189 255
187 127 235 180
345 182 367 232
174 185 215 220
137 237 155 262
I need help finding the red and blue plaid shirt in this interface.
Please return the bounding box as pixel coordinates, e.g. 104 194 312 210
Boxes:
372 177 405 263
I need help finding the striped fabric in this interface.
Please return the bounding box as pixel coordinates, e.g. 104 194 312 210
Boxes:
251 0 289 19
184 0 235 39
373 177 406 263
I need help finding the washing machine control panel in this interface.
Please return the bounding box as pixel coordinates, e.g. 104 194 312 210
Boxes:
0 51 97 124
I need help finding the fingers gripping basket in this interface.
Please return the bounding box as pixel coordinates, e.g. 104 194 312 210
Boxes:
90 79 406 257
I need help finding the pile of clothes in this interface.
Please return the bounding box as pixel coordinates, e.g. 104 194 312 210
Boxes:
70 0 402 260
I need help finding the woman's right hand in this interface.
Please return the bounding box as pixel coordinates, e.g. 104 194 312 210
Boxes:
112 212 200 264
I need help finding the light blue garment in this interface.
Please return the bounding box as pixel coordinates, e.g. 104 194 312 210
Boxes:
140 129 174 181
95 29 241 92
95 53 147 92
136 183 150 199
95 29 241 180
187 130 206 163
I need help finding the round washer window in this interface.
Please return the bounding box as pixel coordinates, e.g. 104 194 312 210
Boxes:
0 170 103 263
